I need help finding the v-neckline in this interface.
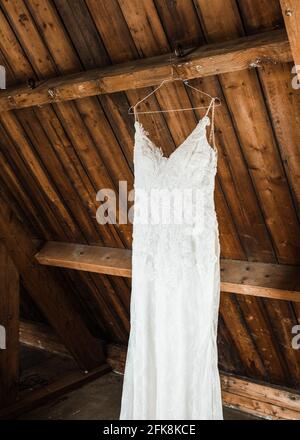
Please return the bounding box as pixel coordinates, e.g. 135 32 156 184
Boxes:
134 117 210 162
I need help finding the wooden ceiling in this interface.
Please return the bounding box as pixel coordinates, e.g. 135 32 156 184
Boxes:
0 0 300 393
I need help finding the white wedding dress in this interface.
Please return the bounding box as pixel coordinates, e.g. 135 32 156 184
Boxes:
120 100 223 420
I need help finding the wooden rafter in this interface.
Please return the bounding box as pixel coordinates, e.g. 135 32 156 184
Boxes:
0 241 19 407
35 241 300 302
280 0 300 80
0 195 105 371
0 29 291 112
20 320 71 358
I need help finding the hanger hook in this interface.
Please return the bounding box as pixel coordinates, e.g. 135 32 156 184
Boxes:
214 97 222 106
170 45 185 80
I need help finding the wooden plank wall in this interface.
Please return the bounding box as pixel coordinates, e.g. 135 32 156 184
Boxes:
0 0 299 390
0 241 19 407
0 194 105 371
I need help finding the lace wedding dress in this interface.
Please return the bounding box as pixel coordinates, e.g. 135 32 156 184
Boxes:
120 99 223 420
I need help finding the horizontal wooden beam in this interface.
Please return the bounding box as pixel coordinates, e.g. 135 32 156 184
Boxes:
221 374 300 420
220 258 300 301
36 241 132 277
19 322 300 420
36 241 300 302
0 29 291 112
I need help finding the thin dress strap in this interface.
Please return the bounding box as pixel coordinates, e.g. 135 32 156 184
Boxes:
204 98 217 154
133 106 139 122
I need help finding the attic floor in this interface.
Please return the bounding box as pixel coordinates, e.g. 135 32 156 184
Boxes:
19 346 258 420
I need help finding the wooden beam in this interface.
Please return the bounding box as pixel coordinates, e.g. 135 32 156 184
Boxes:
19 321 122 372
36 241 132 278
0 363 111 420
0 241 19 407
36 241 300 302
0 29 291 112
280 0 300 80
0 195 105 371
221 374 300 420
20 320 71 358
220 258 300 301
